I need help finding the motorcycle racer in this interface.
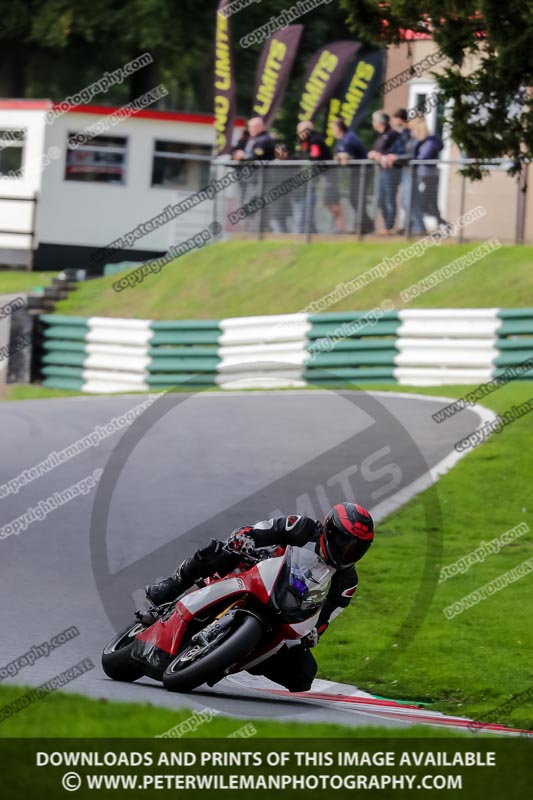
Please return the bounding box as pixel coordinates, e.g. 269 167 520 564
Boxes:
145 502 374 692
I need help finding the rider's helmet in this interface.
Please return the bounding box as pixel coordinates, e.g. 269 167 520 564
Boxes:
320 502 374 568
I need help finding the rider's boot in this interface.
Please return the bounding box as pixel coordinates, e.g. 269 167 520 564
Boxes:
145 540 226 606
145 565 190 606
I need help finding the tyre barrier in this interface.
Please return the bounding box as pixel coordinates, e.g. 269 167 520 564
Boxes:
39 309 533 392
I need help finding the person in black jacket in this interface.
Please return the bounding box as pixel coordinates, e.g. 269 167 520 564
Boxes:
146 502 374 693
368 110 401 234
332 118 374 234
232 117 276 162
233 126 250 153
385 108 426 235
292 120 336 233
231 116 276 233
408 114 448 229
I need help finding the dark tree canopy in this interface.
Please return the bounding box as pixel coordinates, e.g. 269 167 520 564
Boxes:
0 0 353 139
341 0 533 176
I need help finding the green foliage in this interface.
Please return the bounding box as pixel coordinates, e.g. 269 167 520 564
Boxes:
340 0 533 177
0 0 355 123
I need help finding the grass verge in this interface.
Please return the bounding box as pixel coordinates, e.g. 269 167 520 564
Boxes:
55 241 533 319
0 685 473 738
0 271 54 294
0 384 84 402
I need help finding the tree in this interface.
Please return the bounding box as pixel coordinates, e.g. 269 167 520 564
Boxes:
0 0 351 120
340 0 533 176
0 0 210 103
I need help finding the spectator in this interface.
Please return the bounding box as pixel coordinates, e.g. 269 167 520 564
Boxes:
231 126 250 204
269 143 292 234
233 126 250 153
232 117 276 161
331 118 373 234
368 110 401 234
386 109 426 235
232 116 276 234
292 120 335 234
408 114 448 230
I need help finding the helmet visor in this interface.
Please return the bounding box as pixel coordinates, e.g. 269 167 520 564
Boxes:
324 520 372 566
330 534 369 566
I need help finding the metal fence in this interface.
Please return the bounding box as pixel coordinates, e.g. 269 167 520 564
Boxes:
211 158 531 245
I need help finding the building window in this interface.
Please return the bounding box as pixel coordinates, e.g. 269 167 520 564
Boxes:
409 81 442 135
65 134 127 184
434 95 446 139
151 141 212 189
414 92 427 113
0 128 26 178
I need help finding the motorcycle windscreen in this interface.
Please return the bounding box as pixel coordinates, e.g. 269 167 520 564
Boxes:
276 546 333 620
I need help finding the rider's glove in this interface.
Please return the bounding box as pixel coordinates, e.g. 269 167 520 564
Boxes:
227 529 255 556
195 539 224 562
302 628 319 649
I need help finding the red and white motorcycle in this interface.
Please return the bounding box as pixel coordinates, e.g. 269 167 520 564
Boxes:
102 541 334 693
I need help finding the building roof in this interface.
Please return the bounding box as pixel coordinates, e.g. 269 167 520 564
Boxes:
0 99 245 126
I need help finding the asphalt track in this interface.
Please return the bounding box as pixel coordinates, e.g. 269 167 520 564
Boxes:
2 389 521 735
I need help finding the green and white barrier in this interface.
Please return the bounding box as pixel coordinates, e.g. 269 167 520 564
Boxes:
493 309 533 379
394 309 533 385
41 316 222 392
40 308 533 392
304 310 400 386
216 313 311 389
393 309 501 386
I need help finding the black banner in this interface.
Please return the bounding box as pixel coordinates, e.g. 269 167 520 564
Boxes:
252 25 303 128
325 46 385 146
214 0 236 155
298 41 361 122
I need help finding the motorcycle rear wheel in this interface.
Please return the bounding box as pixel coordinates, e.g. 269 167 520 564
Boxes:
162 613 263 693
102 622 146 682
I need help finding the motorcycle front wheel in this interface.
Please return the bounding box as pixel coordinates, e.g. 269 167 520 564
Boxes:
102 622 146 682
162 613 263 693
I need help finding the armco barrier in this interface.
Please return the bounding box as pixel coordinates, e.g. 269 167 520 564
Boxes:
215 314 311 389
494 309 533 378
147 320 222 388
39 309 533 392
304 311 400 386
41 316 222 392
393 309 501 386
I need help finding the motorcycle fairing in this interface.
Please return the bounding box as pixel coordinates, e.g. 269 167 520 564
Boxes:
229 608 322 674
135 577 247 656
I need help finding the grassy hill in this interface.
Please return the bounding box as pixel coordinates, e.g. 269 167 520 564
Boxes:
54 241 533 320
0 271 54 294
